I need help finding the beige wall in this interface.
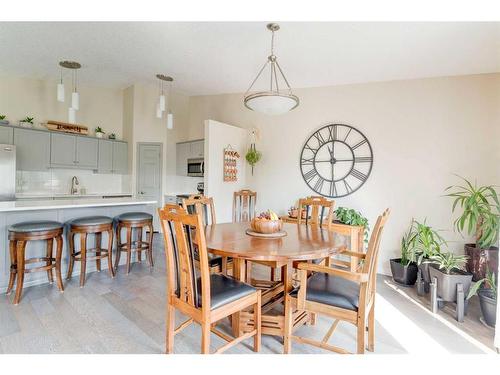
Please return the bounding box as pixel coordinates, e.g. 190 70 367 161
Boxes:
0 75 124 138
187 73 500 274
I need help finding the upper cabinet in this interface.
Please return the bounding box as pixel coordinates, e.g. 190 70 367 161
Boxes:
97 139 128 174
112 141 128 174
97 139 113 173
0 126 13 144
76 137 98 169
50 133 98 170
176 139 204 176
13 128 50 171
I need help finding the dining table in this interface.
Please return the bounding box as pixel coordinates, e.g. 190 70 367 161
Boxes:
204 221 343 338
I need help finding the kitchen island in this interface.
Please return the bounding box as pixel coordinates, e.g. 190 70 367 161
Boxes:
0 197 157 293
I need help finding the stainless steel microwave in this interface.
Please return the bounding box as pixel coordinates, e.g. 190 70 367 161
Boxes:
187 158 204 177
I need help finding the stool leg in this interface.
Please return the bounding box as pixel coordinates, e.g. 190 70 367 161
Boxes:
137 228 142 262
114 224 122 272
147 223 154 267
66 232 76 280
6 240 17 295
46 238 54 284
55 235 64 292
13 241 27 305
79 233 87 287
125 227 132 274
107 228 115 278
95 232 102 272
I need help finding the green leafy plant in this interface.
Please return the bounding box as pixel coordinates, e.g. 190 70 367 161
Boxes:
400 221 417 266
429 252 468 274
95 126 105 134
20 116 34 124
245 143 261 175
445 176 500 249
0 115 6 120
108 133 116 139
334 207 370 243
412 219 446 265
467 269 497 300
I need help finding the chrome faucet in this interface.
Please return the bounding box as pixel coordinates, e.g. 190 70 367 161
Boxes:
70 176 80 195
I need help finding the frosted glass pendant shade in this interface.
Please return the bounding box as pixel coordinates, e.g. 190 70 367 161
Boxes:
244 92 299 115
167 112 173 130
68 107 76 123
156 103 162 119
57 83 65 102
71 92 79 110
159 95 166 111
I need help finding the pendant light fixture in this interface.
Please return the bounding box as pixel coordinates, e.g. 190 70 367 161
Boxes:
58 61 81 123
57 65 65 102
244 23 299 115
155 74 174 130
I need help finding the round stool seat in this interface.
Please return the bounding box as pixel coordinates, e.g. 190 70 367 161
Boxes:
69 216 113 226
117 212 153 222
8 220 63 233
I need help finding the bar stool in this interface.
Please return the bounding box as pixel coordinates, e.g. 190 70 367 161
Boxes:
114 212 154 274
66 216 115 287
6 220 64 305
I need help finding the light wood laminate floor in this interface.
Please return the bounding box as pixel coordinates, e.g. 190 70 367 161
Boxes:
0 234 495 354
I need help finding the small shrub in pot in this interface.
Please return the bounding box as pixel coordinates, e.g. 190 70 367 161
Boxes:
467 270 497 327
412 219 446 284
390 220 418 286
428 252 472 302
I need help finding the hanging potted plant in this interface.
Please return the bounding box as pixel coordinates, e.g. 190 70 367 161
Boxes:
467 270 497 327
445 176 499 281
390 220 418 286
245 143 261 176
428 252 472 302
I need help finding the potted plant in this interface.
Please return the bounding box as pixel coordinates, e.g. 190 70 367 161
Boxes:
334 207 369 243
0 115 9 125
428 252 472 302
445 176 499 281
467 270 497 327
108 133 116 140
245 143 261 176
390 220 418 286
95 126 105 138
19 116 34 128
412 219 445 287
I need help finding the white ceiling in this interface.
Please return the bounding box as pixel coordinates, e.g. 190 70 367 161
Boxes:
0 22 499 95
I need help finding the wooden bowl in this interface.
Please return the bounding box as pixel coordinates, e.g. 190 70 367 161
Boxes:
250 218 283 234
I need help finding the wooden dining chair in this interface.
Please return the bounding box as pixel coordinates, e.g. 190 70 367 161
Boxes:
284 208 390 354
182 195 231 275
158 204 261 354
297 196 335 229
232 189 257 222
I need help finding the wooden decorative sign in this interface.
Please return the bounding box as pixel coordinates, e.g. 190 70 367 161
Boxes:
223 145 240 182
46 120 89 135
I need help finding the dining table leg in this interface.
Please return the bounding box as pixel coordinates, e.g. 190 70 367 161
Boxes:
231 257 246 337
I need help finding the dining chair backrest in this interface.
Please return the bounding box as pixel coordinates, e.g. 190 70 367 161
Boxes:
182 195 216 226
361 208 390 301
297 196 335 228
158 204 211 311
233 189 257 222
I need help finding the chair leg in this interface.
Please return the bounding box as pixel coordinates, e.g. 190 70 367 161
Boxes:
114 224 122 271
246 261 252 282
6 240 17 295
283 295 293 354
54 235 64 292
368 304 375 352
201 321 211 354
270 267 275 281
79 233 87 288
137 228 142 262
66 232 75 280
13 241 26 305
95 232 102 272
45 238 54 283
357 316 366 354
125 227 132 274
147 224 154 267
107 229 115 278
253 292 261 352
309 312 317 326
166 304 175 354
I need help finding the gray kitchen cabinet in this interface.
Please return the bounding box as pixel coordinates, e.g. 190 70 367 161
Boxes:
98 139 113 173
50 133 76 167
190 140 204 158
112 141 128 174
13 128 50 171
76 137 98 169
176 142 190 176
0 126 13 144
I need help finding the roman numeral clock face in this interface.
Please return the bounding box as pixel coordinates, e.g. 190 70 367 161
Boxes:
300 124 373 198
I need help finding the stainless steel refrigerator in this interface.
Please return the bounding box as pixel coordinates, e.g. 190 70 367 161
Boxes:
0 144 16 201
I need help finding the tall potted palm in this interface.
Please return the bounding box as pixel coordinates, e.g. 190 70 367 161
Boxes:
445 177 499 281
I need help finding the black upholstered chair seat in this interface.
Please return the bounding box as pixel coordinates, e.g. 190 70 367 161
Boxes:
117 212 153 222
69 216 113 226
197 274 256 310
8 220 63 233
290 272 360 311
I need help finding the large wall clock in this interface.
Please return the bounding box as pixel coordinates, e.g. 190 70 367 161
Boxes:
300 124 373 198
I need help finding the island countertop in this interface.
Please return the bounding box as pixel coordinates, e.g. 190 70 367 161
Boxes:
0 197 158 212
